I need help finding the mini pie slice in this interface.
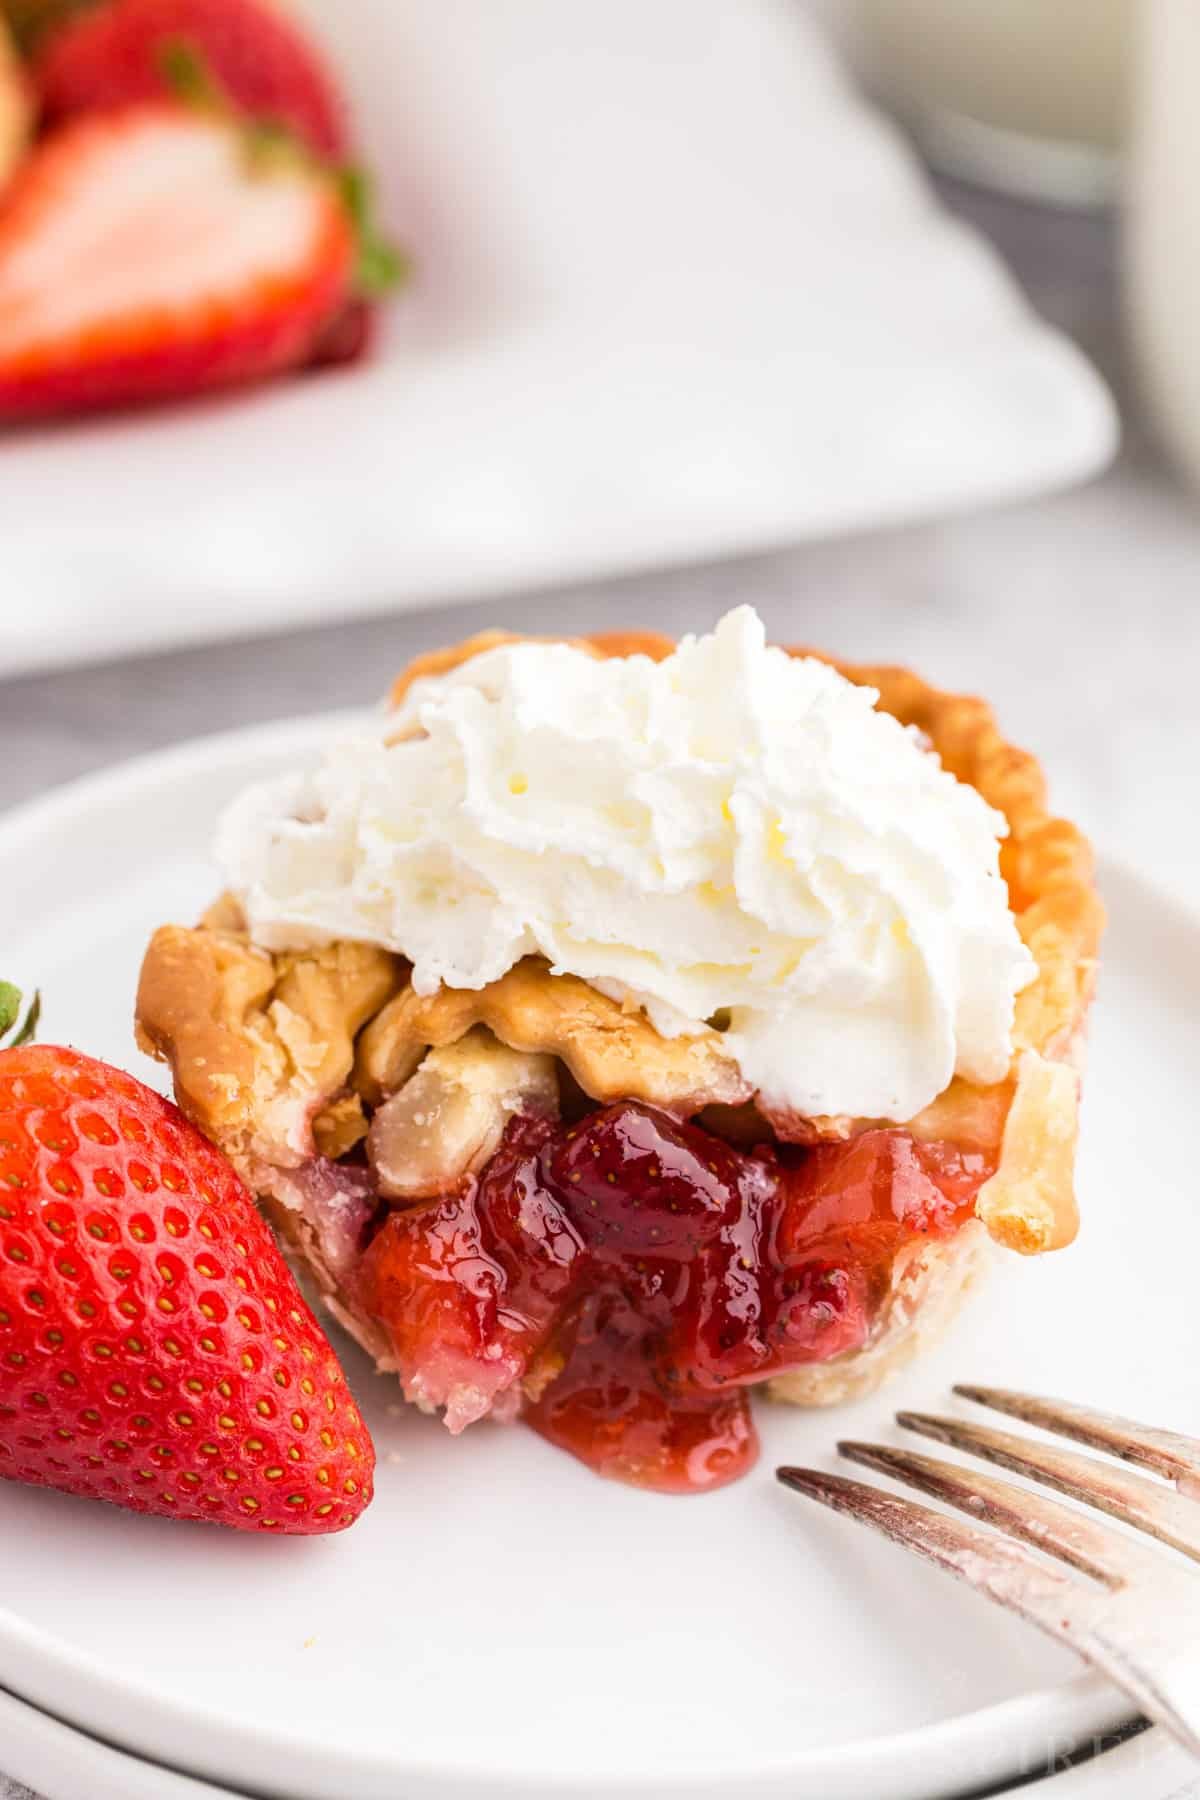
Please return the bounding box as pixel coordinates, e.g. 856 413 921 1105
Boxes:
136 632 1103 1492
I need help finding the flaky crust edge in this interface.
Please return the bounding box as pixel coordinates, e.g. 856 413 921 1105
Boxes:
818 651 1103 1257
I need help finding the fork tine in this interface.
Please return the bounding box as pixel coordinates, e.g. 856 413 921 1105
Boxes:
955 1386 1200 1499
899 1412 1200 1564
777 1465 1200 1758
837 1441 1133 1585
773 1460 1123 1686
776 1466 1085 1616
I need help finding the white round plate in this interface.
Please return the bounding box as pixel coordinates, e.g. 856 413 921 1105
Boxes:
0 1695 1193 1800
0 719 1191 1800
1 1689 1192 1800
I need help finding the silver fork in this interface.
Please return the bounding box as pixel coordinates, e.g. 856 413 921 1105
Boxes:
777 1384 1200 1757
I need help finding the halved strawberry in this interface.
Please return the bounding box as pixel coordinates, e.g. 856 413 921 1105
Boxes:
0 993 375 1533
0 101 355 418
33 0 347 156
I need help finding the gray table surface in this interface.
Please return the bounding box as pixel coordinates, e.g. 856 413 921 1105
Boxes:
2 180 1198 1800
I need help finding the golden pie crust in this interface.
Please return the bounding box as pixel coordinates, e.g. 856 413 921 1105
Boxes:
136 629 1103 1407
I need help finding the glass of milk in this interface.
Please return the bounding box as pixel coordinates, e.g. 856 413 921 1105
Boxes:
851 0 1133 205
1128 1 1200 489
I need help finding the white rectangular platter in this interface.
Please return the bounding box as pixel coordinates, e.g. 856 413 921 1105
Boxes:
0 0 1115 678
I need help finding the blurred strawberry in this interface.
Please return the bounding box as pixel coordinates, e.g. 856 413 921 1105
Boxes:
0 0 96 59
0 100 405 418
33 0 347 155
307 295 374 370
304 164 403 372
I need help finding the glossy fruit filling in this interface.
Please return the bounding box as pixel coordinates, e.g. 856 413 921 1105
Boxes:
355 1103 995 1494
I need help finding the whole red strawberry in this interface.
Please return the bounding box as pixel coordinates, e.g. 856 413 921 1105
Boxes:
0 987 375 1533
33 0 348 156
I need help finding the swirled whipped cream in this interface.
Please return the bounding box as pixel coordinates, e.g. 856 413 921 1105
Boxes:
217 607 1036 1122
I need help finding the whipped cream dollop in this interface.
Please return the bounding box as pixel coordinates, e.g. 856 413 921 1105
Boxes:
217 608 1036 1122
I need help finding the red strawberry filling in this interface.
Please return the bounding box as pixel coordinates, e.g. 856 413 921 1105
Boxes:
355 1103 995 1494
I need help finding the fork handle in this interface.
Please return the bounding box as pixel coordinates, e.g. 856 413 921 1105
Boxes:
1085 1618 1200 1759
